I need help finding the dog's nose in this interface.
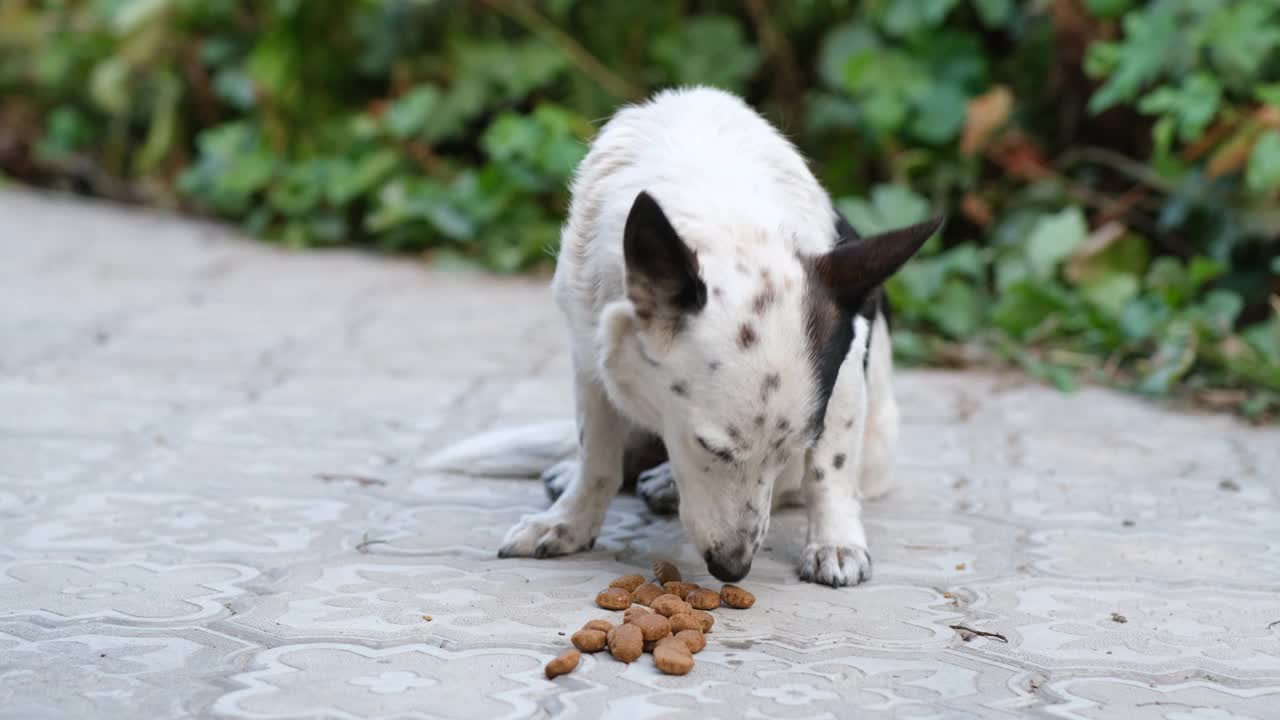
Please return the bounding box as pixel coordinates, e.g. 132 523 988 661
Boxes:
704 550 752 582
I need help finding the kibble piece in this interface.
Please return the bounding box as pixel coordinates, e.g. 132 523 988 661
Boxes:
631 583 664 606
653 560 682 584
583 619 613 633
653 638 694 675
609 574 646 592
689 609 715 633
571 628 607 652
545 648 580 679
623 605 651 624
630 612 672 642
686 588 721 610
608 623 643 663
675 629 705 653
650 594 693 618
663 581 699 598
720 584 755 609
596 587 632 610
668 613 702 634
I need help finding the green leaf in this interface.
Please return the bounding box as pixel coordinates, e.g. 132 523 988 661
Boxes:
1271 256 1280 275
1087 6 1177 114
818 22 878 90
992 281 1068 338
1080 273 1139 317
328 149 400 206
650 16 761 91
1026 207 1087 277
1187 256 1225 292
1119 298 1166 342
1196 289 1244 337
1257 84 1280 108
973 0 1013 27
1246 130 1280 194
836 184 930 234
877 0 959 37
910 82 968 144
1139 321 1196 394
1084 0 1132 19
385 86 442 140
930 278 985 338
1205 3 1280 82
1137 73 1221 142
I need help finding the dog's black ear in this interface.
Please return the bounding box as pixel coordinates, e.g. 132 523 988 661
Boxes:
624 191 707 328
814 215 945 311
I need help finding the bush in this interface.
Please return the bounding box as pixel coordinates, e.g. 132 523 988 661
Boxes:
1 0 1277 418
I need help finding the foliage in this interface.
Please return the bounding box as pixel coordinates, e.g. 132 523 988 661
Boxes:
1 0 1278 418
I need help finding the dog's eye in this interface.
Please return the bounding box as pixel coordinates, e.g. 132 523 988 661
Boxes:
694 435 736 464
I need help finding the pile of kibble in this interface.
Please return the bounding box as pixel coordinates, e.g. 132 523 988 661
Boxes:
544 560 756 678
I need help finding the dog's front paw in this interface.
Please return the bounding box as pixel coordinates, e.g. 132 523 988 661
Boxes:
636 463 679 515
498 512 596 559
798 543 873 587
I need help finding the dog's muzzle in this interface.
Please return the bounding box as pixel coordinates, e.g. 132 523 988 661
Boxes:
704 548 752 582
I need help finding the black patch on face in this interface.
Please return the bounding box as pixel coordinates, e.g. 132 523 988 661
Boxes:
695 435 736 464
670 381 688 397
738 324 757 349
833 453 846 469
760 373 781 401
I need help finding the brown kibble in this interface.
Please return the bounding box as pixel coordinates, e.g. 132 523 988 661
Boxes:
686 588 721 610
630 612 672 642
720 584 755 609
571 628 607 652
690 609 715 632
650 594 693 617
653 638 694 675
422 615 432 621
623 605 651 624
583 619 613 633
596 587 631 610
653 560 682 584
631 583 663 606
663 581 699 598
675 629 706 653
608 623 643 662
955 562 967 571
609 574 646 592
669 613 703 634
545 649 580 679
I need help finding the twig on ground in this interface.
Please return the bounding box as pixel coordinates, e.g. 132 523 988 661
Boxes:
316 473 388 487
949 625 1009 643
356 532 389 554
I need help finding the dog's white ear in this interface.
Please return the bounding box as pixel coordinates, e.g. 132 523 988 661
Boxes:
815 215 945 311
624 191 706 332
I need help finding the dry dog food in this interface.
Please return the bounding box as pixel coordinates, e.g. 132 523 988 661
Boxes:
571 628 607 652
652 637 694 675
630 612 672 642
686 588 721 610
609 574 646 592
545 648 580 679
623 605 651 624
663 581 699 598
653 560 682 584
608 623 643 662
689 609 715 632
675 629 706 653
650 594 693 618
583 619 613 633
720 584 755 609
668 613 702 634
596 587 632 610
631 582 663 606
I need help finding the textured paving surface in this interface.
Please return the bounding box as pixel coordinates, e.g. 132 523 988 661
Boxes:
2 188 1279 719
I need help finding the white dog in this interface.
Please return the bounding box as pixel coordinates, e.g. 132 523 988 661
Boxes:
428 87 941 586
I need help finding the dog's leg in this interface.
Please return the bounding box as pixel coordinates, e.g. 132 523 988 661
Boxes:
500 367 626 558
859 311 899 499
636 462 679 515
799 317 873 587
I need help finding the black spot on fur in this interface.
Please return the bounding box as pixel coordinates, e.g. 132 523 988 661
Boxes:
712 286 723 297
760 373 781 401
845 419 854 429
735 261 749 274
776 418 791 432
833 453 846 469
754 414 766 427
814 468 825 482
708 360 721 372
670 381 688 397
726 425 741 443
738 324 757 349
745 501 758 515
695 435 736 464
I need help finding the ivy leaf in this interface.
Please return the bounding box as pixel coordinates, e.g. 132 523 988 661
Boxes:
651 16 761 91
973 0 1013 27
930 278 985 338
1026 207 1087 278
1084 0 1132 19
1080 273 1139 317
1205 3 1280 82
877 0 959 38
818 22 878 90
1087 6 1177 114
1246 130 1280 194
836 184 930 234
1137 73 1221 142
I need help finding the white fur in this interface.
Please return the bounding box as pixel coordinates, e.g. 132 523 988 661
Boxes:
441 87 905 585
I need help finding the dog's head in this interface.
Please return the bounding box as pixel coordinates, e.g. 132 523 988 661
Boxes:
599 191 941 581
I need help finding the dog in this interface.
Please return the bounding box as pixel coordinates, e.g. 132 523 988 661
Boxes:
427 87 941 586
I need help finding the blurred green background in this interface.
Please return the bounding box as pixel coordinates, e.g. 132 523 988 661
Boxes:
2 0 1278 418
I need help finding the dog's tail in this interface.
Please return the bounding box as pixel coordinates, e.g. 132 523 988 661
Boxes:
423 421 577 478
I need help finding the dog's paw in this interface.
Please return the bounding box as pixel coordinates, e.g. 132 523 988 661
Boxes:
798 543 873 587
541 459 576 503
636 463 679 515
497 512 596 559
